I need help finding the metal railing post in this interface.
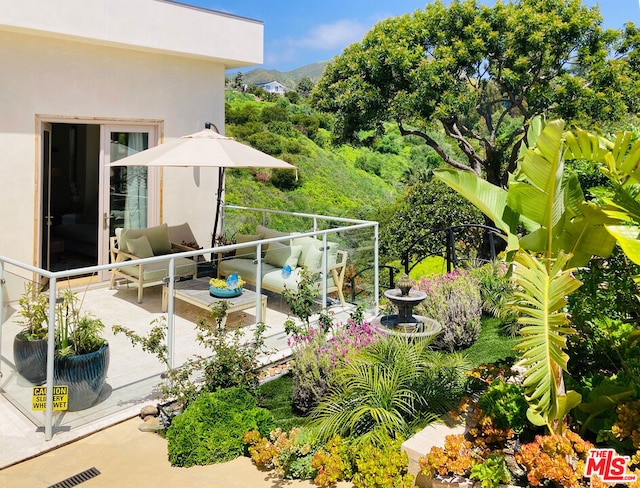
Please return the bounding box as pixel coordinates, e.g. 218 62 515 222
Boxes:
321 233 328 311
44 276 57 441
0 261 4 378
167 257 176 371
255 243 263 323
374 224 379 314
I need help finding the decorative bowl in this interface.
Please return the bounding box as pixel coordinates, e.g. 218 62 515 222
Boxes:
209 286 242 298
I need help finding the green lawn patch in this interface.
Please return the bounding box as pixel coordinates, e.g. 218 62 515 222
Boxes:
462 316 519 368
257 372 309 431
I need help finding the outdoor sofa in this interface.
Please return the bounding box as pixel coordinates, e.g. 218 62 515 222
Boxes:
217 225 348 306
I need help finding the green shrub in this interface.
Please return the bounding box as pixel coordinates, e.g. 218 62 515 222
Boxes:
478 380 529 434
225 103 260 124
470 261 518 335
271 167 300 191
355 153 382 176
247 131 284 155
286 91 301 104
166 387 274 467
266 120 296 137
227 121 262 139
291 113 319 137
415 269 482 351
311 335 468 445
261 105 289 122
113 305 267 406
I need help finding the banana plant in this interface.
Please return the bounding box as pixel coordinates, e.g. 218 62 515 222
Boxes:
565 128 640 267
435 118 616 434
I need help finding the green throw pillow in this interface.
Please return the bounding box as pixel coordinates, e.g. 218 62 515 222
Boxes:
301 242 324 270
127 235 154 258
235 233 263 260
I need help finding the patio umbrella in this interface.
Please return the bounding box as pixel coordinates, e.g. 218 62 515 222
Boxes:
106 122 297 247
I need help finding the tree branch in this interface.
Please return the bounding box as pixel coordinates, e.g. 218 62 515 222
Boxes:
397 121 479 175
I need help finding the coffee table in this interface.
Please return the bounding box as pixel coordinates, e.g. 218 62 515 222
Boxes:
162 277 267 324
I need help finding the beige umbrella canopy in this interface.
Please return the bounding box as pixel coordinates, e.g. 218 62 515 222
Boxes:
107 123 297 246
107 123 297 169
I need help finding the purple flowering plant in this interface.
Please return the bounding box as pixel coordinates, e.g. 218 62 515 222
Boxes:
289 319 382 414
414 269 482 351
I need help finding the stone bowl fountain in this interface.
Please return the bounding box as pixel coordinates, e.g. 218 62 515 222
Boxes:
371 274 442 339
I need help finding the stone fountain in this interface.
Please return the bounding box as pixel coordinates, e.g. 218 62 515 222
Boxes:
372 274 442 338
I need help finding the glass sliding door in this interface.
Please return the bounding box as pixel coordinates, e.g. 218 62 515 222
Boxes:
109 131 149 234
100 125 159 274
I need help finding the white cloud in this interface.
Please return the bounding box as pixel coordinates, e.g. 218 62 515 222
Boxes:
299 19 370 50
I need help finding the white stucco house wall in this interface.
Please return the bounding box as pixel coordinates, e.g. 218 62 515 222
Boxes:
0 0 263 280
254 80 288 95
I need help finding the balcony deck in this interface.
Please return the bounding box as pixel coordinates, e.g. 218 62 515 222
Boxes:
1 206 379 468
0 280 357 469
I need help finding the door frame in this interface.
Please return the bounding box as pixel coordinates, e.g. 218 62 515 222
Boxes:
36 116 163 279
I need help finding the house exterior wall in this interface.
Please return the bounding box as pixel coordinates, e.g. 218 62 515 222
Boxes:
0 0 263 268
256 81 287 94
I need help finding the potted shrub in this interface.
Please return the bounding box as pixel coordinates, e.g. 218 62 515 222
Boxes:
13 282 49 384
53 288 109 411
13 285 109 410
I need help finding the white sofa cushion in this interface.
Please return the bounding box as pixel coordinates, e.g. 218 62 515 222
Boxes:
119 256 196 281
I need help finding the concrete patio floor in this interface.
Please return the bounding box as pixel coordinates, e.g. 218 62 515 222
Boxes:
0 415 354 488
0 280 355 472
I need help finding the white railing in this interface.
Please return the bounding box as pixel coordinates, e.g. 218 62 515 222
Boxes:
0 208 378 441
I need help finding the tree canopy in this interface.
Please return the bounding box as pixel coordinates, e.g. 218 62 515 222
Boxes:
312 0 639 187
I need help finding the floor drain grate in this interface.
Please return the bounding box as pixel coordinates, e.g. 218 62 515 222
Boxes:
48 467 101 488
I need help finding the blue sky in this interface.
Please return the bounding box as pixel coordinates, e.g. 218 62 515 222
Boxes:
187 1 640 72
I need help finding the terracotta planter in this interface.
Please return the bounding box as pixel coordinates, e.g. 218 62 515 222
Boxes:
13 334 47 384
54 343 110 411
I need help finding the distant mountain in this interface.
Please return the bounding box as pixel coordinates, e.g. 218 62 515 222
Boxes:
230 61 329 91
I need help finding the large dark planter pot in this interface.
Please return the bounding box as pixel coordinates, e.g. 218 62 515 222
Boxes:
54 343 110 411
13 334 47 384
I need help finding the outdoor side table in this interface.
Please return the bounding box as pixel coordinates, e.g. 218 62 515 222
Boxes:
162 277 267 325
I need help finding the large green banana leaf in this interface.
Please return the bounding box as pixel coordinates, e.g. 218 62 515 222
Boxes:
436 119 614 267
511 250 582 429
565 128 640 264
432 168 521 253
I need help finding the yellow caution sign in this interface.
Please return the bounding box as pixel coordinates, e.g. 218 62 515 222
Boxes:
32 385 68 411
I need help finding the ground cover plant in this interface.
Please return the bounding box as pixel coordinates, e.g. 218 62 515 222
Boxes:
166 387 273 467
257 373 308 432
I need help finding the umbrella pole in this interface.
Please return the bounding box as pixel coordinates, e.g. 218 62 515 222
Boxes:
212 167 225 258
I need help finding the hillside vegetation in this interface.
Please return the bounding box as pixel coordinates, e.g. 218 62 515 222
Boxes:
223 91 409 231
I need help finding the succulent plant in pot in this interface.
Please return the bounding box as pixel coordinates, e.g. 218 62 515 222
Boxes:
209 274 245 298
